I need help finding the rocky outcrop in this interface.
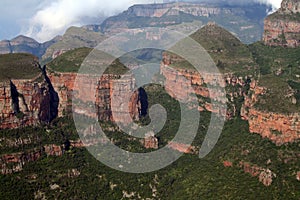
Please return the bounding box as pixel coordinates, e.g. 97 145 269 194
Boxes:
0 75 57 129
142 131 158 149
44 144 63 156
160 52 252 118
48 72 140 124
241 80 300 145
0 62 143 129
0 141 83 174
126 3 222 18
280 0 300 14
223 160 233 167
0 149 42 174
167 142 196 154
239 162 276 187
263 0 300 47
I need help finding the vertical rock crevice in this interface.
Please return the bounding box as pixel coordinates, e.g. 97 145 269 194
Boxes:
138 87 148 118
40 65 59 123
9 81 20 114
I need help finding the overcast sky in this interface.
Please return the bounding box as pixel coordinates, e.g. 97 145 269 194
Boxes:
0 0 282 42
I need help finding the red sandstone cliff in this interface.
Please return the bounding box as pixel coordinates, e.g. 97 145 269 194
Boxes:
48 72 140 125
0 67 142 130
241 80 300 145
0 75 55 129
161 52 251 119
263 0 300 47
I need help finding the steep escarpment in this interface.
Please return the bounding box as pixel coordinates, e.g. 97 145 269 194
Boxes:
247 37 300 144
48 72 140 124
101 2 269 43
263 0 300 47
241 79 300 145
0 54 58 129
161 23 255 118
0 79 52 129
47 48 142 125
162 22 300 146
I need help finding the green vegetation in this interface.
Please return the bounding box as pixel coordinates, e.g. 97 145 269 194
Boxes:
0 117 79 154
47 47 129 75
190 24 255 73
168 24 257 76
0 116 299 199
47 47 92 72
249 42 300 78
248 42 300 113
255 74 300 113
0 53 40 81
0 82 299 199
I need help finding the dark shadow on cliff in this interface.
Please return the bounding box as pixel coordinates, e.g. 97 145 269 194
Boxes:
40 65 59 123
138 87 148 117
10 81 20 114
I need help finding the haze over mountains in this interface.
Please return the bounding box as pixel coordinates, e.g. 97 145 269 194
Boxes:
0 1 271 59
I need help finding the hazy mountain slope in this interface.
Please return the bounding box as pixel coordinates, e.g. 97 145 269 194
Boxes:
0 35 60 59
100 2 270 44
42 27 106 62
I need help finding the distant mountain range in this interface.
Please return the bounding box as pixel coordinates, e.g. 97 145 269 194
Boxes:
0 35 61 58
0 1 271 60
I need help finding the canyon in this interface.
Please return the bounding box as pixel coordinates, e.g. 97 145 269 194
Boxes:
0 1 299 192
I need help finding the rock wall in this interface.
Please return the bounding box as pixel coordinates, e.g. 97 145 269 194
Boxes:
161 52 300 145
241 80 300 145
0 69 141 129
239 162 276 187
263 18 300 47
263 0 300 47
0 76 54 129
48 72 140 124
0 143 74 174
126 3 222 18
160 53 251 118
0 149 42 174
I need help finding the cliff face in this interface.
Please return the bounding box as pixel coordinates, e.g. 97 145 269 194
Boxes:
126 3 222 18
0 76 56 129
280 0 300 14
48 72 140 124
160 52 251 119
263 0 300 47
161 50 300 145
0 143 79 174
241 80 300 145
101 2 268 44
0 64 142 130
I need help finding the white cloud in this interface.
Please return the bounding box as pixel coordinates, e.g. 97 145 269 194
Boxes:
254 0 282 11
22 0 163 42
